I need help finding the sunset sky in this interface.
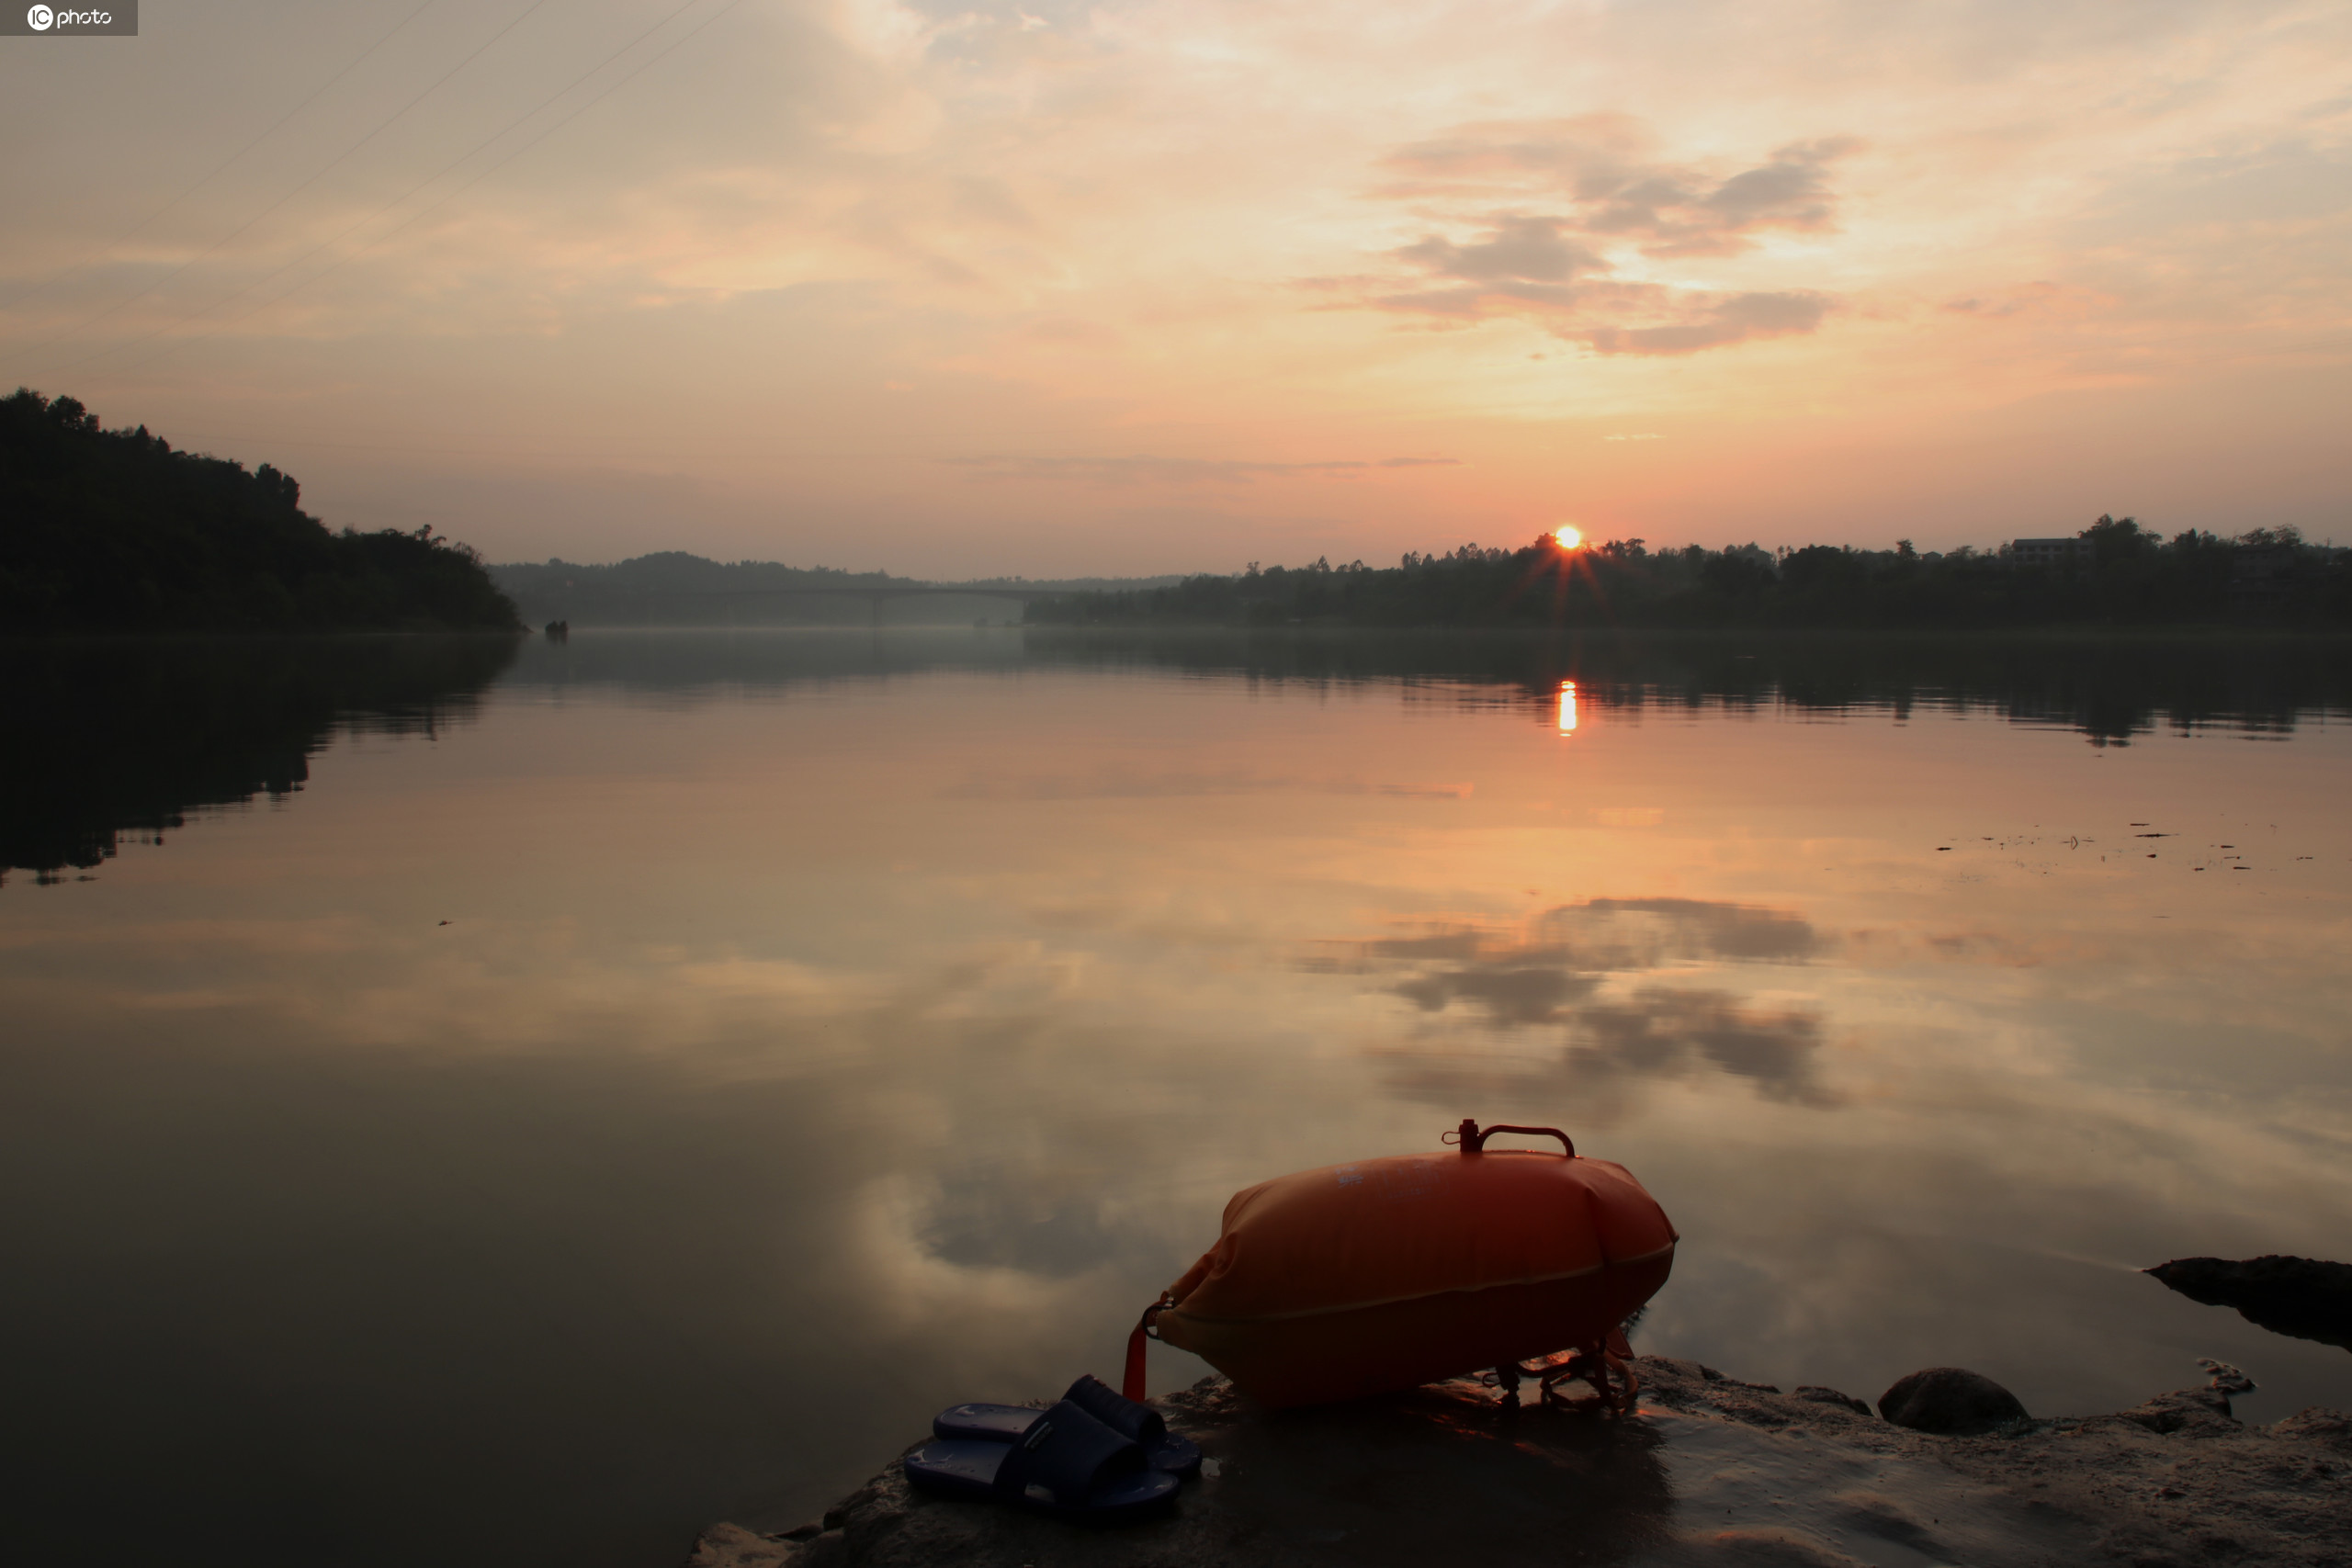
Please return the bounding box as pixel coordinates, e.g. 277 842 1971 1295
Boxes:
3 0 2346 575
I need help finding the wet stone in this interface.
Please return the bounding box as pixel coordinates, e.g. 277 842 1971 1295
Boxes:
2146 1256 2352 1352
1877 1367 2030 1435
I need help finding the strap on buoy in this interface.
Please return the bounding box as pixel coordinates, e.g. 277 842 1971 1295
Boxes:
1122 1296 1169 1403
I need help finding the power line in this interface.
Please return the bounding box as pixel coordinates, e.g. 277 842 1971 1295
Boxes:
1 0 557 373
0 0 441 317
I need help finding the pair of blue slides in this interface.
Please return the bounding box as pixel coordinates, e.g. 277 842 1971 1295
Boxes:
903 1375 1202 1523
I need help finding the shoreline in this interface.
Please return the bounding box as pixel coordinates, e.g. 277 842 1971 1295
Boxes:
686 1359 2350 1567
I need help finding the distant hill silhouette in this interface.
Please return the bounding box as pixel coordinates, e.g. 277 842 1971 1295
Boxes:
2 389 521 633
1027 523 2352 630
492 552 917 626
491 553 1183 626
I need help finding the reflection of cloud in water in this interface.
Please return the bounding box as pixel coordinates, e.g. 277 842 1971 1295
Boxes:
10 891 2349 1555
17 633 2352 1564
945 768 1476 802
1385 987 1835 1111
1340 896 1823 1002
917 1168 1133 1279
1573 987 1836 1105
1335 897 1832 1105
1396 959 1598 1023
0 928 1445 1559
1554 897 1822 964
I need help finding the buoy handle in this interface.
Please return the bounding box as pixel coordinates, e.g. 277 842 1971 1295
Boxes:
1445 1119 1575 1157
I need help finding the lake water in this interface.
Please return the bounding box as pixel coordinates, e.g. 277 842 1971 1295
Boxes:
6 629 2350 1567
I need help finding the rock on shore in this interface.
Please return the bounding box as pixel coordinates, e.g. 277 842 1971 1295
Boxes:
687 1359 2352 1568
2147 1257 2352 1352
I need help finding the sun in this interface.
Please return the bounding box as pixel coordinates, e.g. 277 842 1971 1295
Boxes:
1553 525 1583 549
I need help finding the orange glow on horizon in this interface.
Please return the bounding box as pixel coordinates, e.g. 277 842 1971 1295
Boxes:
3 10 2332 575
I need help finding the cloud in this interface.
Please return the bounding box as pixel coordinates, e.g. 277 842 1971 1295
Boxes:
1377 119 1861 258
1940 280 2108 318
1582 290 1831 356
939 455 1461 485
1365 220 1832 354
1356 118 1856 354
1396 216 1611 283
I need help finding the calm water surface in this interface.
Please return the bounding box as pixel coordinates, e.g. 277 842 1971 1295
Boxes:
6 629 2350 1567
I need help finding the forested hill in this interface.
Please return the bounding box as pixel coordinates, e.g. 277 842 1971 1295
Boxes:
1 389 520 633
1025 522 2352 630
491 554 1186 626
492 553 919 626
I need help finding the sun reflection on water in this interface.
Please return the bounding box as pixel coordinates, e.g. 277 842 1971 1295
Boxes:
1558 680 1579 736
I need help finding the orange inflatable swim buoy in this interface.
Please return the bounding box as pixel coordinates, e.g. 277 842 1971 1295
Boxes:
1139 1121 1676 1410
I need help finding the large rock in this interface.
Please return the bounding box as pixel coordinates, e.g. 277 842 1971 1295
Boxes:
688 1363 2352 1568
739 1376 1680 1568
2146 1256 2352 1351
1877 1367 2029 1434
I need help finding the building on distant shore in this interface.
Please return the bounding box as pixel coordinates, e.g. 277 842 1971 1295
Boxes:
2004 536 2091 568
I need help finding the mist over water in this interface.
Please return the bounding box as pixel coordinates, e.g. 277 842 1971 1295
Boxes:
5 629 2349 1568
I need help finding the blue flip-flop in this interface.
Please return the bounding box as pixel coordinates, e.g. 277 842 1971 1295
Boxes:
903 1397 1179 1523
933 1374 1203 1479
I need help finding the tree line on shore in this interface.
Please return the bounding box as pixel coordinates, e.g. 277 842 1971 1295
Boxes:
2 389 521 633
1024 521 2352 629
10 384 2343 636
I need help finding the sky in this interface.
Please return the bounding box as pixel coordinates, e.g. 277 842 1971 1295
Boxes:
2 0 2347 576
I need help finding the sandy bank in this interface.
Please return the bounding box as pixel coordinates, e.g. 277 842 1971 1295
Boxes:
685 1359 2351 1567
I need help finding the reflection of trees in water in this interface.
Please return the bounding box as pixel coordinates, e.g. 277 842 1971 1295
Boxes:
20 629 2335 879
488 627 2349 746
1021 629 2352 746
1 637 517 884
